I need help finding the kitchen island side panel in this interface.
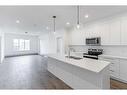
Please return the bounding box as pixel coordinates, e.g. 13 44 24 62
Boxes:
48 57 110 89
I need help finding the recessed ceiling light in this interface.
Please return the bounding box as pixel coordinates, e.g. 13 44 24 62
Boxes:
46 26 49 30
16 20 20 23
66 22 70 25
85 14 89 18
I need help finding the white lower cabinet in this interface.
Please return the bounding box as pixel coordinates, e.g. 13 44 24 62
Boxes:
119 59 127 82
99 57 120 79
99 56 127 83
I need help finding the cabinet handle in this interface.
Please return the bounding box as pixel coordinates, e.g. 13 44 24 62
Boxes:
110 70 114 72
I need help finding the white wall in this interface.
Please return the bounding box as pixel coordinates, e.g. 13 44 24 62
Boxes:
39 32 52 54
0 29 5 63
1 32 4 62
4 33 39 56
69 45 127 57
39 29 68 55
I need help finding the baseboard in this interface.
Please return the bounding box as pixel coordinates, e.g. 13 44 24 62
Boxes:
111 76 127 84
5 53 39 58
39 54 48 57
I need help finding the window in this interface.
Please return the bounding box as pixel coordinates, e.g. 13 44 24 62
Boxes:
13 39 19 51
24 40 30 50
13 39 30 51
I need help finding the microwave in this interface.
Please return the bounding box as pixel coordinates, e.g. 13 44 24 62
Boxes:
86 37 101 46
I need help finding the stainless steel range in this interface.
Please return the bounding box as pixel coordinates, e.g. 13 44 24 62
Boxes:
83 48 103 59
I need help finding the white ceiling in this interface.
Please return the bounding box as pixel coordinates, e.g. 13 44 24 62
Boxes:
0 6 127 34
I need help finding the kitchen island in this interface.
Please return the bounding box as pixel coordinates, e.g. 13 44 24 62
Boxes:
47 54 110 89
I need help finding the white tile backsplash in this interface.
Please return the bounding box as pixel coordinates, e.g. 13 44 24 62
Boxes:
102 46 127 57
70 45 127 57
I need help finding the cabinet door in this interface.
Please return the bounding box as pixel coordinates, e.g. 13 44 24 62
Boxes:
99 57 120 78
99 22 110 45
85 25 94 38
109 59 120 78
119 59 127 81
92 24 101 37
121 16 127 45
85 24 100 38
109 18 121 45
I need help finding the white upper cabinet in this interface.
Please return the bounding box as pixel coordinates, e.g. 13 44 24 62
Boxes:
68 14 127 46
99 21 110 45
92 24 101 37
84 25 94 38
121 15 127 45
84 23 100 38
69 28 85 45
108 18 121 45
100 18 121 46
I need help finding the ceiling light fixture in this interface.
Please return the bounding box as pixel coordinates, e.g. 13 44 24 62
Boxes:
76 6 80 29
46 26 49 30
53 16 56 33
85 14 89 18
16 20 20 24
66 22 70 25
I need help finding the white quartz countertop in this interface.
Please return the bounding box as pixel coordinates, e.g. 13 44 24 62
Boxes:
99 54 127 60
47 54 110 73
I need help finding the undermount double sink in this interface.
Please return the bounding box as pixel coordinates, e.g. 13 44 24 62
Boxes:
65 56 83 60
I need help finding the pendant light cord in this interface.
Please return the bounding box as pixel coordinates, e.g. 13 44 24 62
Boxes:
53 16 56 32
77 6 80 25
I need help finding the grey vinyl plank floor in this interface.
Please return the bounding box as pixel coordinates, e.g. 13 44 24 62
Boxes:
0 55 71 89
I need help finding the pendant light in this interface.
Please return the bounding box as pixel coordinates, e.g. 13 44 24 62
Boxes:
53 16 56 33
76 6 80 29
